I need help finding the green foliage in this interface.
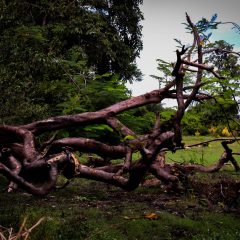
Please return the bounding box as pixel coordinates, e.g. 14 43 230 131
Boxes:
55 73 133 142
160 108 176 122
152 15 240 135
204 41 240 107
182 112 208 135
82 124 115 141
150 59 173 87
150 57 199 89
182 98 238 135
118 107 156 134
0 0 143 124
123 135 136 141
57 73 130 114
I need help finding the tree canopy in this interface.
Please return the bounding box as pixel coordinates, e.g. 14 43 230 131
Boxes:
152 15 240 135
0 0 143 124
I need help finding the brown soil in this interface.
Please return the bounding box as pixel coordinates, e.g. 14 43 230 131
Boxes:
48 174 240 216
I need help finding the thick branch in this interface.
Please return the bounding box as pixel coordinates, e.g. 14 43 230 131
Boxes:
20 89 167 135
0 162 58 195
171 46 187 146
149 152 178 183
0 126 37 163
106 117 137 137
50 137 127 159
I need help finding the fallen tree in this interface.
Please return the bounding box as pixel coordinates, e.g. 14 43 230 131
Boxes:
0 14 239 195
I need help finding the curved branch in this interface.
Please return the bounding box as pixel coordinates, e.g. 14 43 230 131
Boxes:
106 117 137 137
149 152 178 183
175 140 239 173
50 137 127 159
20 89 167 135
174 151 228 173
0 126 38 163
0 162 58 195
172 46 187 146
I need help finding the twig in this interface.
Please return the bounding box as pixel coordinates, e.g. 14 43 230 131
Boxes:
20 217 45 238
220 184 226 199
0 217 44 240
182 60 225 79
187 138 240 148
14 217 27 240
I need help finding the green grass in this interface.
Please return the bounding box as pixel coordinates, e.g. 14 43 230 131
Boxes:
121 135 240 167
1 136 240 239
167 135 240 166
77 136 240 167
1 175 240 240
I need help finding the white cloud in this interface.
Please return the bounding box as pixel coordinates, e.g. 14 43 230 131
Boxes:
127 0 240 104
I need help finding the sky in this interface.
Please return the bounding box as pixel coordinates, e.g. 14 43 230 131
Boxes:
126 0 240 106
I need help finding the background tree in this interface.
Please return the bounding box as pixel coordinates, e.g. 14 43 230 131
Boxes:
0 0 143 124
182 39 240 135
152 15 240 135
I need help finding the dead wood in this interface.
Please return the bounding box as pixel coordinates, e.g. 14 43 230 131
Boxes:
0 14 239 195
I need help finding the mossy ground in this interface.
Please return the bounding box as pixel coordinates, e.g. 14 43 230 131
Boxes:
0 136 240 239
0 174 240 240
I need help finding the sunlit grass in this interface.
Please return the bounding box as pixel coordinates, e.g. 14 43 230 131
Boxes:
167 135 240 166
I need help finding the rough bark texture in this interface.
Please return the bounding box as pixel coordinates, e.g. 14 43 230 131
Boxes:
0 14 239 195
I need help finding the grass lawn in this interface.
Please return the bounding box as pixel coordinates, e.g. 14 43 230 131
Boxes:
167 135 240 166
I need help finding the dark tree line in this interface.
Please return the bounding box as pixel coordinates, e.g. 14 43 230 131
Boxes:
0 0 143 124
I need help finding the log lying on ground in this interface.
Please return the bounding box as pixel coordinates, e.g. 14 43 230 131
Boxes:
0 14 239 195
